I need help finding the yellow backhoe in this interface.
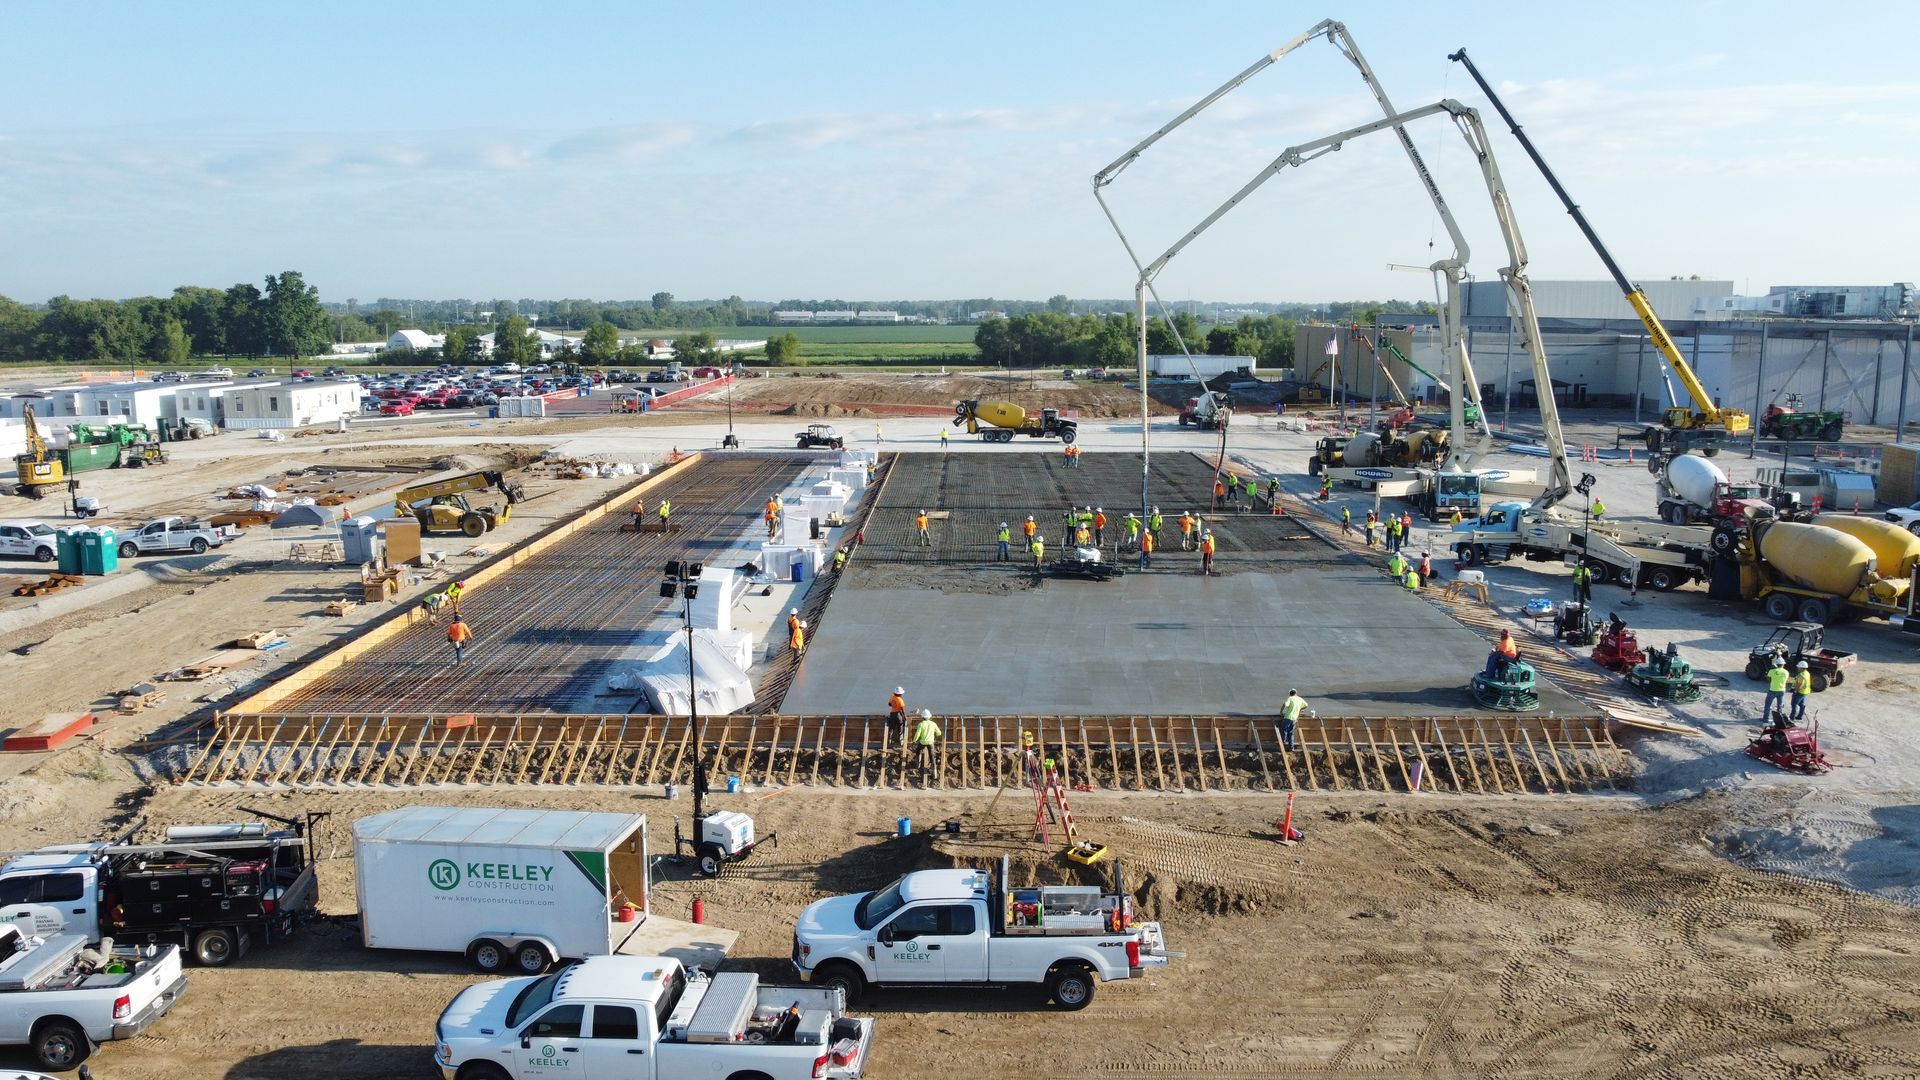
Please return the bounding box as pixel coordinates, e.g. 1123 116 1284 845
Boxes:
12 405 67 498
393 470 523 537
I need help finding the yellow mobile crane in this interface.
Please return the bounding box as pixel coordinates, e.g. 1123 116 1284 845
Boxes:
393 470 523 537
1450 48 1749 461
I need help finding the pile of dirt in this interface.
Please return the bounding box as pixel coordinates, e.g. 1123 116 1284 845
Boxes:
731 372 1174 416
773 403 878 418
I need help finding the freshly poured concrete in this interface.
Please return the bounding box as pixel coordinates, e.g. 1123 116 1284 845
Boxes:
783 566 1587 718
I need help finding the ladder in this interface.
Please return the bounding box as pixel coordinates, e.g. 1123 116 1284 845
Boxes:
1025 736 1077 846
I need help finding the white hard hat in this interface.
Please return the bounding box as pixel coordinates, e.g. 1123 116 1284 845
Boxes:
894 686 905 695
1096 506 1102 512
1772 657 1784 667
1027 514 1034 520
1001 521 1008 527
919 708 932 718
790 607 798 614
1796 661 1809 670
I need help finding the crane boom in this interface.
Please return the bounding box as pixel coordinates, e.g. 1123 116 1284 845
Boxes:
1448 47 1749 450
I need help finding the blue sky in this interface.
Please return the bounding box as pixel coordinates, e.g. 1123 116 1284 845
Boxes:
3 1 1914 305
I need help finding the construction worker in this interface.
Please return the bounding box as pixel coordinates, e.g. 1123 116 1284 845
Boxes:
1023 515 1037 544
1449 506 1464 526
1764 657 1789 720
1340 506 1352 536
911 708 941 775
445 579 465 613
1572 563 1593 607
939 426 948 447
887 687 907 743
1244 476 1259 510
1363 516 1376 548
1063 443 1075 468
1280 688 1306 751
765 500 779 540
1790 660 1812 721
632 498 647 529
420 591 446 625
790 618 807 656
875 423 884 444
1418 551 1433 586
1387 515 1402 554
658 499 671 526
1199 530 1216 575
1123 512 1141 551
916 509 931 547
1485 629 1519 680
1074 518 1091 547
1266 477 1280 508
1179 511 1196 551
1403 566 1420 590
1148 506 1163 545
1031 534 1046 569
1400 513 1415 552
446 614 472 665
1319 476 1333 502
833 547 847 572
1591 498 1607 522
1387 551 1405 579
1093 507 1107 547
1140 527 1154 568
996 521 1012 562
1077 506 1094 537
1214 477 1228 507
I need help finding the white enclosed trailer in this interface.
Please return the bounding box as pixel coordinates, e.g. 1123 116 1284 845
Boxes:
353 807 649 976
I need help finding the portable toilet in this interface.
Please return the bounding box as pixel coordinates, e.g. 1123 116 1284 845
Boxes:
340 516 384 565
56 528 85 575
79 527 118 575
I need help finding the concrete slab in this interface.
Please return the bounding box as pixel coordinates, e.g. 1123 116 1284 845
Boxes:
783 566 1587 718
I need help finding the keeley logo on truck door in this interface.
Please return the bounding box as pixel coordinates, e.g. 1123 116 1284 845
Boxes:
426 858 557 892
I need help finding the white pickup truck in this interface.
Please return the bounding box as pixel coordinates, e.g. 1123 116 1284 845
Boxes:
115 517 236 558
0 922 187 1071
0 521 60 563
435 956 873 1080
793 856 1172 1010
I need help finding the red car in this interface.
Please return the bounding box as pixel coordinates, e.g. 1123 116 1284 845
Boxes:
379 400 415 416
292 368 312 378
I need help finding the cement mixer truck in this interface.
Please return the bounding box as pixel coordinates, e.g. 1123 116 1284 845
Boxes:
1655 454 1790 534
1714 517 1920 628
954 399 1077 444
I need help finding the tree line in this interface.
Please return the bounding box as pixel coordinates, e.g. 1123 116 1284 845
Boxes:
0 272 331 364
974 311 1303 371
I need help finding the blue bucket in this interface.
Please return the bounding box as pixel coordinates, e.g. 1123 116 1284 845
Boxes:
896 816 912 837
726 776 740 794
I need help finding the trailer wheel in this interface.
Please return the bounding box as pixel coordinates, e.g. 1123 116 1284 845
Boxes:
194 927 237 966
1047 965 1096 1010
513 941 553 974
1762 593 1797 621
1646 566 1683 592
468 938 507 973
815 964 864 1006
698 843 725 878
1795 598 1831 625
31 1019 88 1071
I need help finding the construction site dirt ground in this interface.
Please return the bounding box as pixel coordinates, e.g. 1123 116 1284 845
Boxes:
0 784 1916 1079
3 408 1920 1078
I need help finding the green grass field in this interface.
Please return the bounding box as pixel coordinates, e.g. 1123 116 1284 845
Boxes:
696 324 980 344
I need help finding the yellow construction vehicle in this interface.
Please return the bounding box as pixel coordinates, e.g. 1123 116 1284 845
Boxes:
393 470 524 537
12 406 67 499
1451 49 1750 460
954 400 1077 444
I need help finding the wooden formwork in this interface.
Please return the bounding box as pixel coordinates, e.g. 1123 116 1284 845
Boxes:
175 711 1625 795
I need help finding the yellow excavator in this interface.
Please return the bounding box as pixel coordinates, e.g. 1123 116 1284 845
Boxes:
393 470 523 537
12 405 67 499
1451 49 1749 461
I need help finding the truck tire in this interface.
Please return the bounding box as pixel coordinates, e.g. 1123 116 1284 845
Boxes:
194 927 238 966
1828 669 1844 687
1810 670 1830 693
190 537 209 554
1646 566 1683 592
1763 593 1797 621
1796 598 1831 625
461 513 487 538
457 1064 512 1080
1821 420 1843 442
513 941 553 974
815 963 864 1005
1059 425 1077 445
725 1072 776 1080
1047 965 1096 1010
1744 659 1768 681
468 938 508 973
1709 527 1738 555
120 541 139 557
32 1019 89 1071
34 545 53 563
1701 446 1720 457
698 843 725 878
1178 413 1190 427
1307 456 1322 477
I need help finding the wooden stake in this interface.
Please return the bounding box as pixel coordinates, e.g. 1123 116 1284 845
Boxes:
1457 722 1488 793
1364 723 1391 791
1430 721 1463 793
464 724 499 786
1389 727 1413 792
1212 724 1231 792
1519 729 1553 793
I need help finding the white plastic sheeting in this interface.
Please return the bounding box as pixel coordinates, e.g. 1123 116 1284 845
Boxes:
608 629 757 716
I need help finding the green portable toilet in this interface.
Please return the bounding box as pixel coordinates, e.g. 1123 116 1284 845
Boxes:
56 528 84 575
79 527 118 575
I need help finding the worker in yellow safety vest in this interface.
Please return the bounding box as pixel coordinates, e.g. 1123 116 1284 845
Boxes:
658 500 671 524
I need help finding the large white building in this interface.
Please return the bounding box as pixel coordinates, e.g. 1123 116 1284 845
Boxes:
0 376 362 433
